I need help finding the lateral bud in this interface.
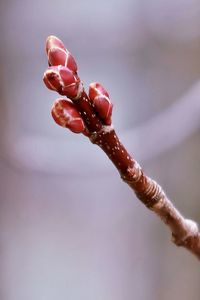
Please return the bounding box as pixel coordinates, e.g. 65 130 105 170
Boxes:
43 66 83 99
51 98 86 134
89 82 113 125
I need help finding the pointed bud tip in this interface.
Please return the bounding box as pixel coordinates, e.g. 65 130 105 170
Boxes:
45 35 65 54
45 35 78 72
89 82 109 100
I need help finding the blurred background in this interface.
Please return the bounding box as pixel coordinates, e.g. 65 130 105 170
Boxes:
0 0 200 299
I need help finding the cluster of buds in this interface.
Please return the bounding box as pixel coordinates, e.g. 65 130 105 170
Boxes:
43 35 113 134
43 37 200 260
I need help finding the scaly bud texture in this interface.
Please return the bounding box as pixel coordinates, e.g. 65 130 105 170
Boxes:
52 98 85 134
46 35 77 72
43 65 83 99
43 35 200 259
43 36 103 132
89 82 113 125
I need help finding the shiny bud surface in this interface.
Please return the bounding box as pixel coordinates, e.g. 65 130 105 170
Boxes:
89 82 113 125
51 98 85 133
46 35 77 72
43 66 83 98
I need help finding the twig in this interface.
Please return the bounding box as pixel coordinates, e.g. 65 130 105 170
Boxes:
43 35 200 259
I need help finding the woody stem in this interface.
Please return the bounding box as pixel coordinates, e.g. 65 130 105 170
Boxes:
90 125 200 259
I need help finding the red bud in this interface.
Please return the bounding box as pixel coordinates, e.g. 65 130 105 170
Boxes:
43 66 83 98
89 82 109 100
46 35 77 72
48 47 67 67
46 36 66 53
89 82 113 125
51 98 85 133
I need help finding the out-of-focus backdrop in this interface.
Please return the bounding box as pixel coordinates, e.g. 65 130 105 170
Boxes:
1 0 200 299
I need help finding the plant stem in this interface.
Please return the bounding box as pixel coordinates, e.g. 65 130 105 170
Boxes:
90 125 200 259
44 35 200 259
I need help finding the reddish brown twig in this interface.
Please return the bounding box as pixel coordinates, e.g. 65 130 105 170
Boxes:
43 35 200 259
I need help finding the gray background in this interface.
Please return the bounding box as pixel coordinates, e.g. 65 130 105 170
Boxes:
0 0 200 299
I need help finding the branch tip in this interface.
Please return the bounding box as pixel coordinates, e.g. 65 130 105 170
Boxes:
43 35 200 259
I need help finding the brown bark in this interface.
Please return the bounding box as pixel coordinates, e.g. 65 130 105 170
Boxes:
90 126 200 259
44 35 200 259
